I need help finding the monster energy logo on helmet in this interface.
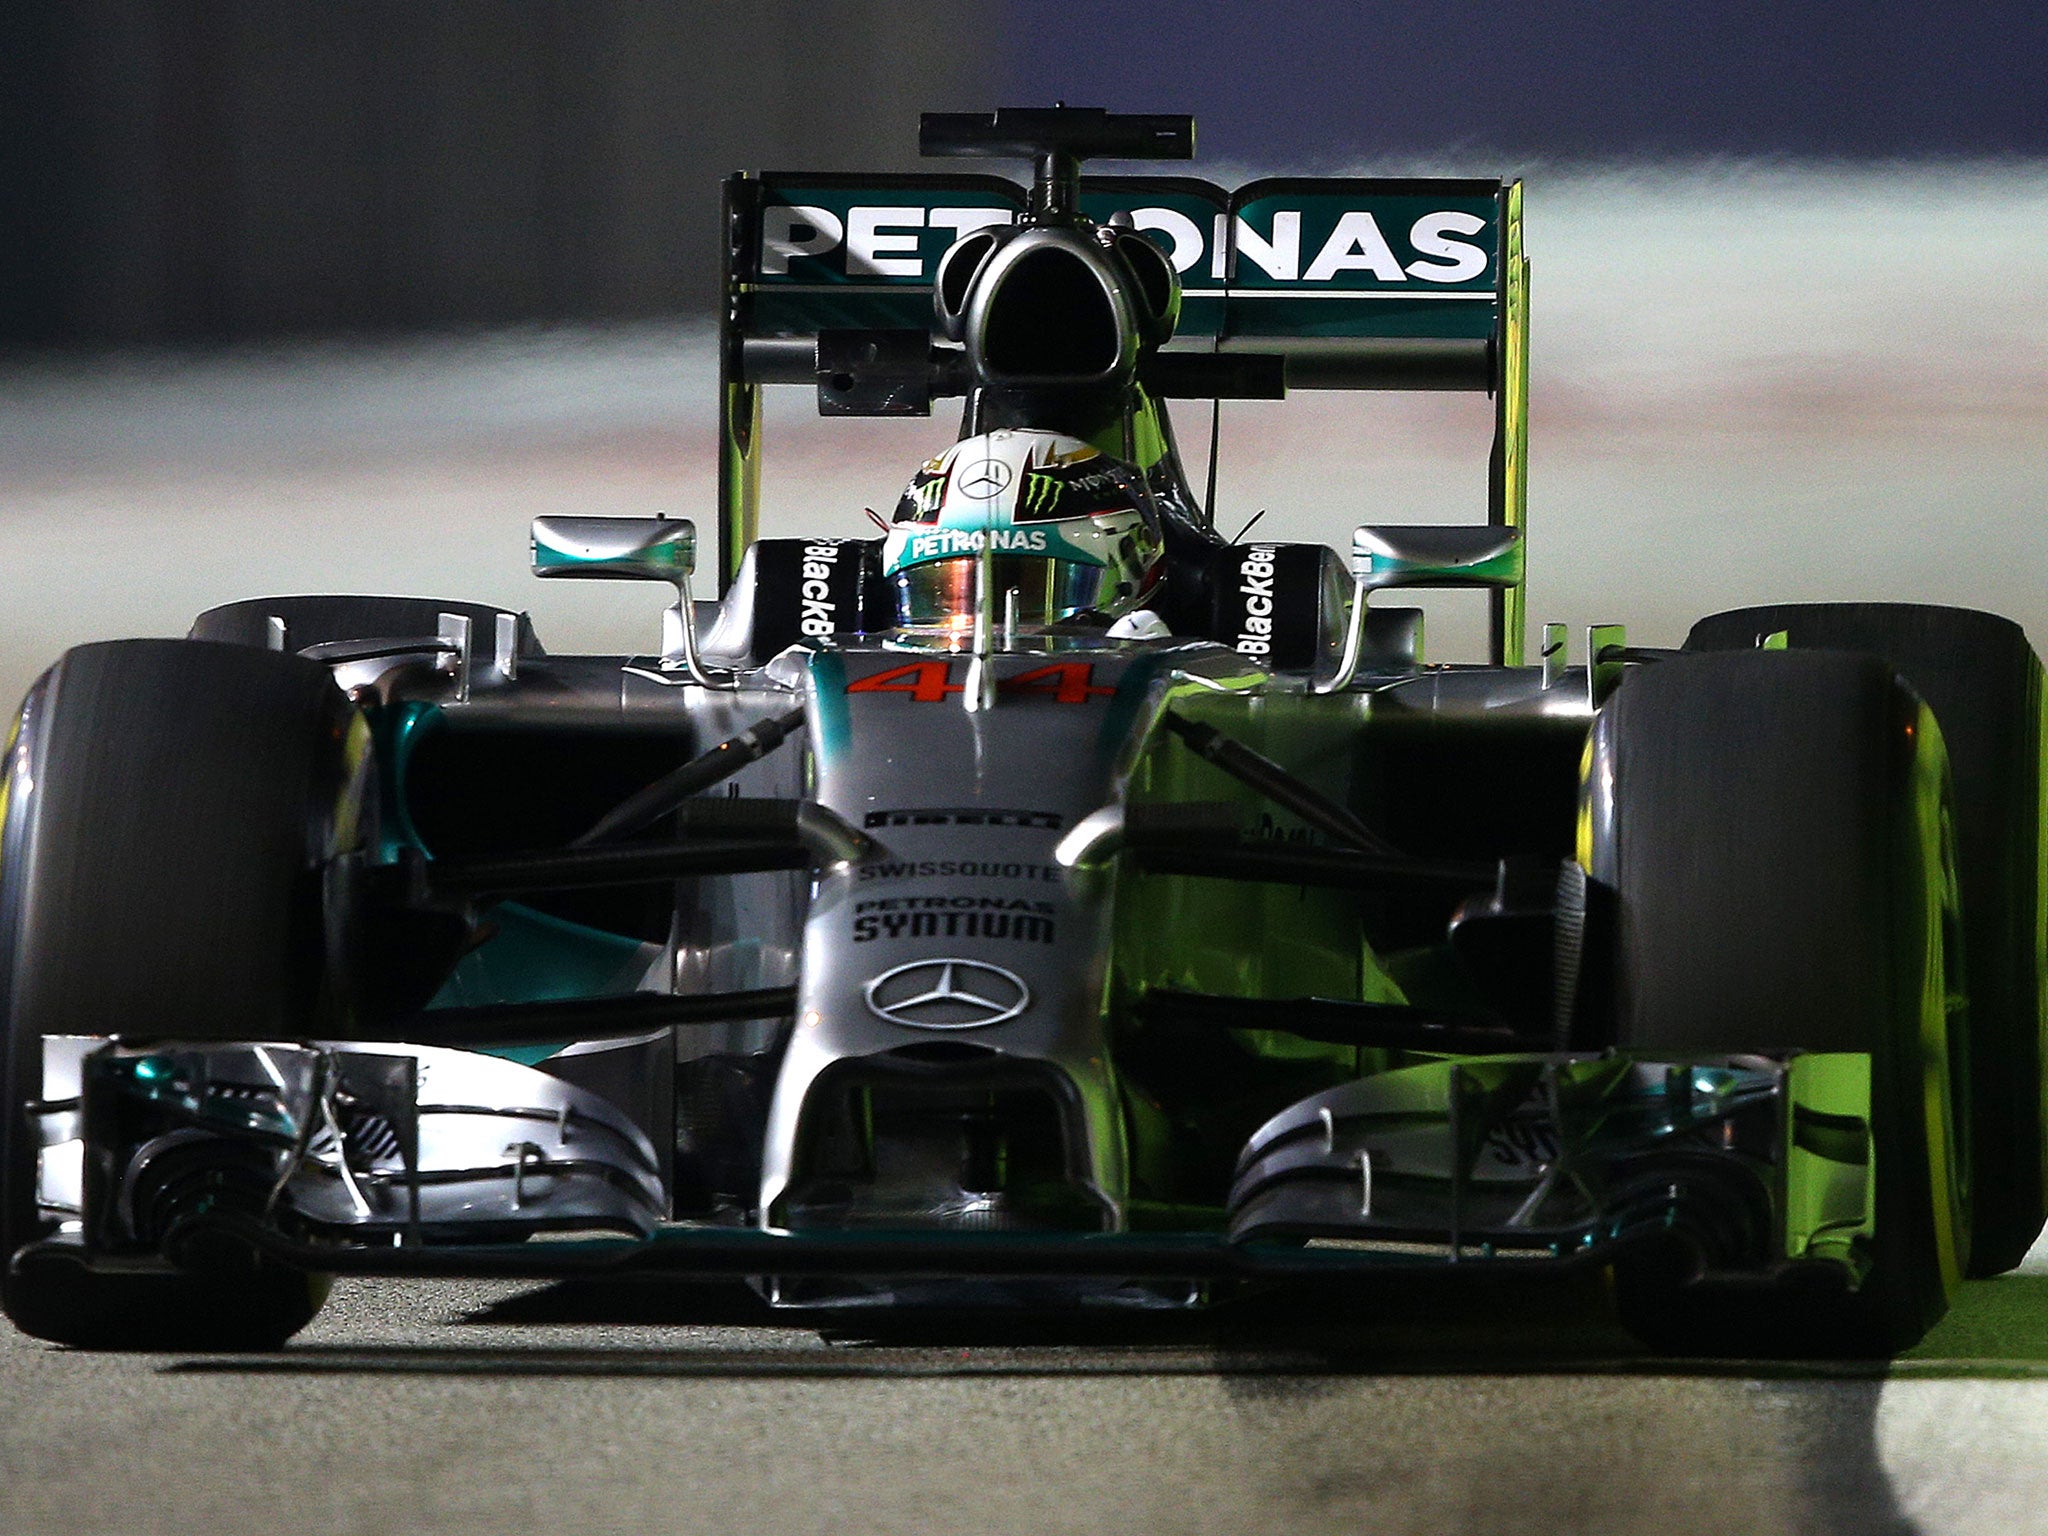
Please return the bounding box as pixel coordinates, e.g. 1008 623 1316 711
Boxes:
1021 472 1062 518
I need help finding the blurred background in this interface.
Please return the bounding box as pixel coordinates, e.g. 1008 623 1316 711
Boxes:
1 0 2042 706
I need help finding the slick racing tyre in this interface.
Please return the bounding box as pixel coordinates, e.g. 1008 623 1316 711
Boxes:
0 640 369 1349
1590 650 1966 1358
1688 603 2048 1276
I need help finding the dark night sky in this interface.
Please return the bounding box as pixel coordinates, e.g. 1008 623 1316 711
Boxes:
1000 0 2048 164
3 1 2041 345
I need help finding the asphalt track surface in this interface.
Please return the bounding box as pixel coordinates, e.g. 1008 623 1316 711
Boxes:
1 165 2045 1534
8 1260 2048 1535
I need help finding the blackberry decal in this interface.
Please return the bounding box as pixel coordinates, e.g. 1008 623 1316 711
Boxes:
798 542 841 637
1235 545 1278 658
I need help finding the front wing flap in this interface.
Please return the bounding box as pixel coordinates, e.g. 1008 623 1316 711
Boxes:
1228 1051 1876 1283
25 1040 1871 1292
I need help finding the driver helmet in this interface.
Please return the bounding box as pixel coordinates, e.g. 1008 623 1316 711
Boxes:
882 429 1165 633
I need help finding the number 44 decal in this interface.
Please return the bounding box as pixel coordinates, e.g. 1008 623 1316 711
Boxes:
845 661 1114 705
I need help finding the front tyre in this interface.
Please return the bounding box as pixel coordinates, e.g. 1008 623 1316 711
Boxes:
1588 650 1966 1357
1 640 369 1349
1688 602 2048 1276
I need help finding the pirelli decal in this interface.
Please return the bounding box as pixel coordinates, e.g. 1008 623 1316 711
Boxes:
862 810 1064 831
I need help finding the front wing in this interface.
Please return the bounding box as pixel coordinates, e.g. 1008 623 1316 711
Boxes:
22 1038 1876 1294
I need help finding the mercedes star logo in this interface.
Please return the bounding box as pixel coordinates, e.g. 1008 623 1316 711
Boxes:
863 958 1031 1030
956 457 1014 498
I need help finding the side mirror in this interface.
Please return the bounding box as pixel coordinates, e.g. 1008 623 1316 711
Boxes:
532 514 695 582
1315 524 1525 695
1350 524 1524 591
530 516 723 686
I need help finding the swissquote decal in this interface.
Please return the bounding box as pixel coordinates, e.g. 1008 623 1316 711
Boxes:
855 857 1063 884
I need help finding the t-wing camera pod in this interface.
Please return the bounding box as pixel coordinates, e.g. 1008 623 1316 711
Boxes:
918 107 1194 221
916 110 1195 432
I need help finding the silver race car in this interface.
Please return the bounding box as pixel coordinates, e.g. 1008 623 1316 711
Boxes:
4 109 2040 1356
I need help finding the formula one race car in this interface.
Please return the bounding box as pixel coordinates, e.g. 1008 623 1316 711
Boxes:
5 108 2043 1357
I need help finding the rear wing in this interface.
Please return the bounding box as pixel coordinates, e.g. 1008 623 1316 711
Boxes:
717 172 1529 660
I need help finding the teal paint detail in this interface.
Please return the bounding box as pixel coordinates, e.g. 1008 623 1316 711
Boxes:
1221 298 1496 341
807 650 852 761
102 1046 304 1143
366 700 444 862
428 902 657 1067
746 176 1020 333
754 291 940 334
532 530 692 578
755 179 1021 284
1359 537 1525 590
889 520 1106 573
1223 186 1499 341
1096 651 1177 774
367 704 659 1067
475 1047 557 1067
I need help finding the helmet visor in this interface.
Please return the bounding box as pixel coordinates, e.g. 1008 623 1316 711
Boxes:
896 555 1129 630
